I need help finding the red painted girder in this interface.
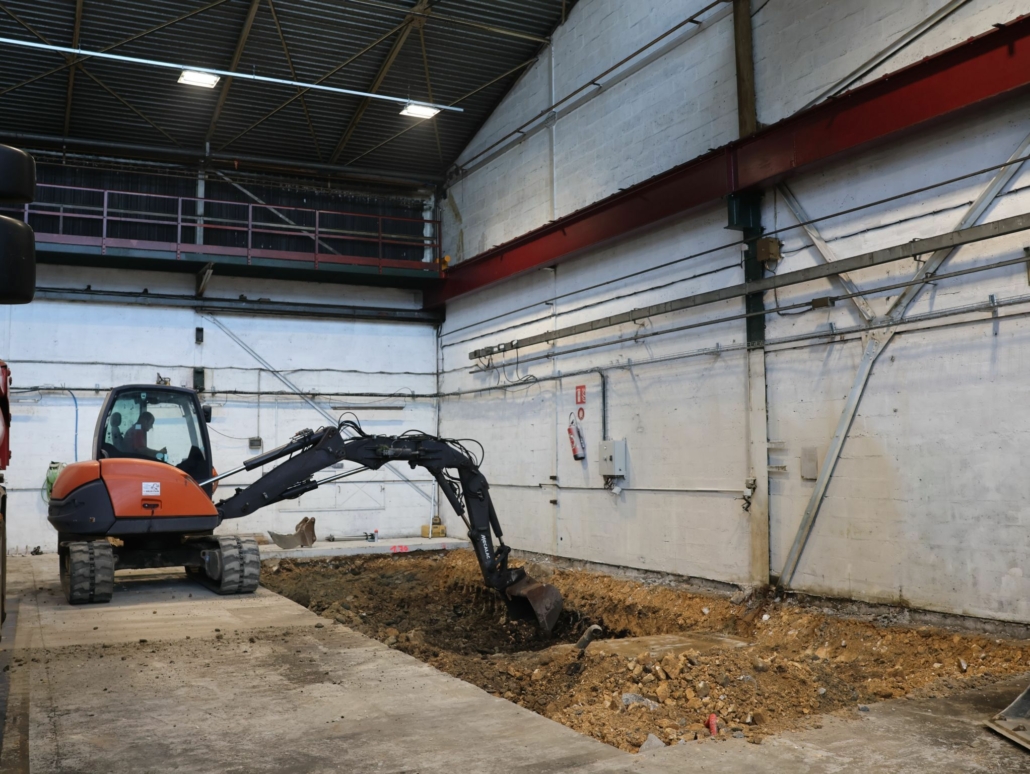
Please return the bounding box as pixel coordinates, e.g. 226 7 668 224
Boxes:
429 14 1030 307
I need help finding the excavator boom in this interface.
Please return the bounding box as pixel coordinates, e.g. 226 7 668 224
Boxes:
214 424 564 633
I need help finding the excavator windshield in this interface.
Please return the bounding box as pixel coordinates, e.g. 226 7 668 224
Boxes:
96 387 212 483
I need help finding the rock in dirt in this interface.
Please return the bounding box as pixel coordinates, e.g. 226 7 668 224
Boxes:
638 733 666 752
622 693 660 710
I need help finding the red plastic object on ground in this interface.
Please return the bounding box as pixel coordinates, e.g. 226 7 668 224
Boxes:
707 713 719 737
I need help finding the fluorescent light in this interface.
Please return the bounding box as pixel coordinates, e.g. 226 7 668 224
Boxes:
178 70 220 88
400 102 440 119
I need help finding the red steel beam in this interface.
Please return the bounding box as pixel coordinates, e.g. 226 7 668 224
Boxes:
429 14 1030 307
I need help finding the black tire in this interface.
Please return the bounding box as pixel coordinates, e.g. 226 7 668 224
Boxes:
61 541 114 604
0 215 35 305
0 145 35 203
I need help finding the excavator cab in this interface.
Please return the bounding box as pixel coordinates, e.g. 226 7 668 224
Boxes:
96 386 214 490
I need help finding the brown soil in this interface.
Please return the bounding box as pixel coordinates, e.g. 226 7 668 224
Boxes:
261 550 1030 753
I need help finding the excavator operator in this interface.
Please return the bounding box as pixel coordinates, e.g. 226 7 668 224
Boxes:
123 411 167 461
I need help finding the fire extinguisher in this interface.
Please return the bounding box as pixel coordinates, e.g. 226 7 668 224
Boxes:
567 414 586 461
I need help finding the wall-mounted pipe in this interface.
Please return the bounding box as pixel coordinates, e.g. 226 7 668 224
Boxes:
593 369 608 441
469 212 1030 360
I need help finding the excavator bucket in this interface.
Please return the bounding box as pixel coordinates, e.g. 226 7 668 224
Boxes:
268 517 317 550
505 574 564 634
987 683 1030 751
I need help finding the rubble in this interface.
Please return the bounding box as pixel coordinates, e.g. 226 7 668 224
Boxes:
638 733 666 752
262 550 1030 753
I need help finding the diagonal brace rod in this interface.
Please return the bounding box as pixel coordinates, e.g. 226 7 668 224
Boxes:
779 130 1030 588
329 0 430 163
886 130 1030 320
778 183 877 322
778 332 892 587
207 0 263 141
0 0 235 97
204 315 433 503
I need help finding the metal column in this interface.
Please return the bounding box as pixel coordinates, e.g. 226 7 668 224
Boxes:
728 190 770 584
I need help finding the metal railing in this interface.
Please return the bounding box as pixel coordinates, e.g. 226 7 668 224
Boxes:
2 183 441 275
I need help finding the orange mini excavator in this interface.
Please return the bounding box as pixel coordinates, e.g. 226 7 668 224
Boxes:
47 384 563 632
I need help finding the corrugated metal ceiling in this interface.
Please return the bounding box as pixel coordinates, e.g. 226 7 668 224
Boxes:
0 0 575 183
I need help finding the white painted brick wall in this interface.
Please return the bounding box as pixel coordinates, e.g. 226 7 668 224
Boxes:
438 0 1030 621
445 0 737 262
439 203 755 583
445 0 1021 264
755 0 1028 125
1 265 438 553
553 15 737 217
442 97 1030 618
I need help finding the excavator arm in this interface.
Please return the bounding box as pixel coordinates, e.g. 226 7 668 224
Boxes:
210 424 563 633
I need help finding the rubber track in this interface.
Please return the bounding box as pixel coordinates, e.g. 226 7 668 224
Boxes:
189 536 260 595
62 541 114 604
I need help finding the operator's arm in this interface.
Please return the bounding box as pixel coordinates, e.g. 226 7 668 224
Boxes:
124 427 166 460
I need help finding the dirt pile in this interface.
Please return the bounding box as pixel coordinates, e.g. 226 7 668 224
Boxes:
261 550 1030 752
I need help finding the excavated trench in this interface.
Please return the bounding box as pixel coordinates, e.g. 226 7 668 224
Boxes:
261 550 1030 752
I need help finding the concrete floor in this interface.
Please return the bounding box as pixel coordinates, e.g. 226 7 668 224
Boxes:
0 555 1027 773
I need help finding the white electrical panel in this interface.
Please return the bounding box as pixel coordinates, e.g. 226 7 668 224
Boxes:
598 439 627 477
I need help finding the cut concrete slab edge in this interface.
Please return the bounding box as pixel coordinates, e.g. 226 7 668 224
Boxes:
258 536 469 561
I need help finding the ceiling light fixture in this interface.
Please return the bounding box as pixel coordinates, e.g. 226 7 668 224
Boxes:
401 102 441 119
178 70 220 88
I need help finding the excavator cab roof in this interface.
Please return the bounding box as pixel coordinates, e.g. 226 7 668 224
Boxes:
93 385 213 485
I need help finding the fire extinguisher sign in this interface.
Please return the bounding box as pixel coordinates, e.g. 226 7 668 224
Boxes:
575 385 586 405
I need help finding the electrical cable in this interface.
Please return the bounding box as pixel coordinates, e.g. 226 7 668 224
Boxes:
1 359 435 378
11 388 435 400
206 425 255 441
13 286 1030 430
65 388 78 462
441 260 742 349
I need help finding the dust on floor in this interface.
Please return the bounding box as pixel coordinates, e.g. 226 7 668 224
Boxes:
261 550 1030 753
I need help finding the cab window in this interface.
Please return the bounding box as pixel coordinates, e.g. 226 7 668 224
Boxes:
100 389 208 481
